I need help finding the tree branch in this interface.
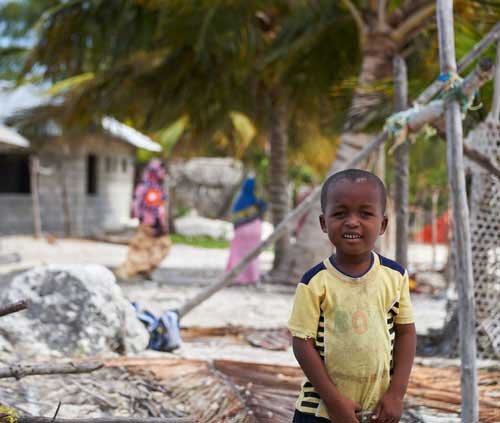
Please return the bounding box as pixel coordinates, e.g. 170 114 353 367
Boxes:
340 0 366 42
0 361 104 379
18 418 192 423
391 3 436 44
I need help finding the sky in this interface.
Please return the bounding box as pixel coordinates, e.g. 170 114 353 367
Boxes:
0 81 46 122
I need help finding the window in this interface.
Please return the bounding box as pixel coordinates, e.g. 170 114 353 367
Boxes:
0 154 30 193
121 158 128 173
105 157 111 173
86 154 98 195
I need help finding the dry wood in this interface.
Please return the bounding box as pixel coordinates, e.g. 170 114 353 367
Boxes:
0 361 103 379
18 418 191 423
0 300 29 317
437 2 478 422
102 357 499 422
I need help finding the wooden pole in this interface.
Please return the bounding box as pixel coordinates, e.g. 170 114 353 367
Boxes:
394 56 409 269
431 189 439 270
436 2 478 422
176 58 494 318
30 155 42 238
491 40 500 120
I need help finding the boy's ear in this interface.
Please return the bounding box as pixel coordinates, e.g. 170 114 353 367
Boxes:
379 215 388 235
319 215 327 233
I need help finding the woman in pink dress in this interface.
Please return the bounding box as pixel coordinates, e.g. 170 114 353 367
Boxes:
225 175 267 285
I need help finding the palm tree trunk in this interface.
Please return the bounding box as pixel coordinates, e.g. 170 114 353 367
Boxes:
344 31 397 132
268 87 290 271
271 33 397 283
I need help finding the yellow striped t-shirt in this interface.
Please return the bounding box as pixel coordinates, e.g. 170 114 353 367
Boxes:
287 252 414 420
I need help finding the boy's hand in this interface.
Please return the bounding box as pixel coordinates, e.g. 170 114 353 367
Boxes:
327 396 362 423
372 391 404 422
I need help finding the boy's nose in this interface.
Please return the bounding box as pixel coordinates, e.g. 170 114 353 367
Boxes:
345 216 360 227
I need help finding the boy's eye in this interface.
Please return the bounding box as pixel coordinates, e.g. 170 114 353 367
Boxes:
360 211 373 217
333 211 345 217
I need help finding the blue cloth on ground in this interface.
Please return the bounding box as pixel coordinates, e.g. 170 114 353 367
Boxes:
133 303 181 352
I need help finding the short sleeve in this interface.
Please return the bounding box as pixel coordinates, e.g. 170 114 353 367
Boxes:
287 282 322 339
395 271 414 324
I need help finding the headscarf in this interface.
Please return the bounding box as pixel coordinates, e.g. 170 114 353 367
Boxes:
231 176 266 227
132 159 167 232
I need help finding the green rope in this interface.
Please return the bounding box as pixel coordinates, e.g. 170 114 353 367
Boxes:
436 71 482 114
384 71 483 153
384 107 419 154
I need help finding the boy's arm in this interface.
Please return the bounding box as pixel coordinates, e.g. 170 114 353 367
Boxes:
293 337 361 422
373 322 416 422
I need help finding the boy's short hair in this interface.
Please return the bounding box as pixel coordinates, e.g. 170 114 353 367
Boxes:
320 169 387 213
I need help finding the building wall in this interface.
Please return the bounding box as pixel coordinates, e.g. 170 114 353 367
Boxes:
0 133 136 236
82 134 135 234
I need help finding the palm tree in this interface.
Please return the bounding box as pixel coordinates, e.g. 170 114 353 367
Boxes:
19 0 360 272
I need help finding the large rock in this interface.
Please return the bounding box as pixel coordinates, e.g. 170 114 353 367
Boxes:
169 157 244 218
0 265 148 358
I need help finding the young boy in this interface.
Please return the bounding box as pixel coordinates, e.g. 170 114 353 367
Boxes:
288 169 416 423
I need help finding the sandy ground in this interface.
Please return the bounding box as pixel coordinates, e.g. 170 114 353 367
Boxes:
0 235 450 365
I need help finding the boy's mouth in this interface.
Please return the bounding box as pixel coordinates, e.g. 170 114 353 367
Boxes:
342 233 361 239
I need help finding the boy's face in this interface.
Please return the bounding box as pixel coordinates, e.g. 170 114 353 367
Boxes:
319 178 388 257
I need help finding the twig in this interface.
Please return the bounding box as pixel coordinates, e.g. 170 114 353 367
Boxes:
51 402 61 422
0 300 30 317
71 381 118 409
0 361 104 379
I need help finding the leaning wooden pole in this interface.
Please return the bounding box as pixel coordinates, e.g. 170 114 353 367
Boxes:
436 1 478 422
393 56 409 268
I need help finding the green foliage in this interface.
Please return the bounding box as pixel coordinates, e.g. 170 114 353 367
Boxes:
288 163 316 185
4 0 499 189
386 131 448 214
0 405 18 423
170 233 229 249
